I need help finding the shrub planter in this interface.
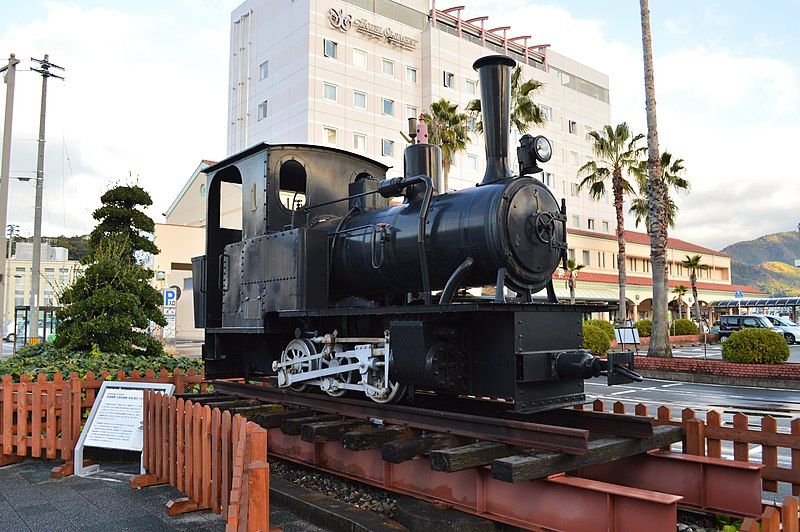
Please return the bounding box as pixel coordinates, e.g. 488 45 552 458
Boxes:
633 355 800 390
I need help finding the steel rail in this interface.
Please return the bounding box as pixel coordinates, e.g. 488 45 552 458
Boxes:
213 380 590 454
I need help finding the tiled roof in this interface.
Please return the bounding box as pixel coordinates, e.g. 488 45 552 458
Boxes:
564 271 762 294
567 228 729 257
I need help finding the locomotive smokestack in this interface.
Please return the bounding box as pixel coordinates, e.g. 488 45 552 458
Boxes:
473 55 516 184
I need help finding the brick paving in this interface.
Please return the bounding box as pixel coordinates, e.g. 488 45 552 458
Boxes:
0 459 324 531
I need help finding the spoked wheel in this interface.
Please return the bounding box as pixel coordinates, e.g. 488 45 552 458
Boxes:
367 379 407 404
321 356 354 397
279 338 318 392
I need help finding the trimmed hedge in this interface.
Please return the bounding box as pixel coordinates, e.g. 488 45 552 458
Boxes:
721 329 790 364
636 319 652 338
582 324 611 356
673 318 699 336
0 343 204 381
585 319 615 342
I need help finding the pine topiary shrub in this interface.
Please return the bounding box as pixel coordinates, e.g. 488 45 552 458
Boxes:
673 318 699 336
636 319 652 338
721 329 790 364
585 319 615 342
582 324 611 356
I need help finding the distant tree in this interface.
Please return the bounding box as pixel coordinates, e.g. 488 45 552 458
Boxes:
422 99 469 191
88 185 159 262
54 236 166 356
682 255 708 322
672 284 688 319
578 123 645 321
564 259 586 305
466 65 545 134
630 151 690 229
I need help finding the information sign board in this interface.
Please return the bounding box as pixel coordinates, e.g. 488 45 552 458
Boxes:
74 381 174 477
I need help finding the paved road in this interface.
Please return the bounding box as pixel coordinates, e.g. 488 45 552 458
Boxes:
587 376 800 502
671 342 800 363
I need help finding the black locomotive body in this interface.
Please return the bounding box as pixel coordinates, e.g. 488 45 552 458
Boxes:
192 55 637 413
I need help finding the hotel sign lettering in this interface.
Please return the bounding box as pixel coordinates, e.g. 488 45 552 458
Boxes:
328 7 418 51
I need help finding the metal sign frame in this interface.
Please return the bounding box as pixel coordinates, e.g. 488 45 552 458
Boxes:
74 381 174 477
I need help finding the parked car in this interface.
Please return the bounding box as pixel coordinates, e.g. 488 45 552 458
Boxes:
756 314 800 344
3 320 15 342
717 315 785 340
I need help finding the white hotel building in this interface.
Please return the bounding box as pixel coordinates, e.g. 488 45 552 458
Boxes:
227 0 616 231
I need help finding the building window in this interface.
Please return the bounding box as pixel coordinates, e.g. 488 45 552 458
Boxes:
405 66 417 83
353 90 367 110
598 252 606 268
568 248 575 261
259 60 269 80
643 260 651 273
323 82 338 102
199 183 206 198
466 117 476 132
569 151 579 165
602 220 610 233
630 258 637 271
59 267 69 285
582 250 591 266
382 98 394 116
543 172 554 187
572 215 580 228
466 154 478 171
257 101 268 121
587 218 595 230
568 120 577 134
353 133 366 153
323 126 337 146
381 58 394 76
406 105 417 119
539 104 552 121
324 39 338 59
465 79 477 95
382 139 394 157
570 182 579 196
353 48 367 69
585 124 593 137
443 70 455 88
677 264 683 276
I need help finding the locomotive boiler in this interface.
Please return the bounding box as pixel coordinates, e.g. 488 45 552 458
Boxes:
192 55 638 413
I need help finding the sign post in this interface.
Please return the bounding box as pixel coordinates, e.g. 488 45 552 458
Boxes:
74 381 174 477
162 287 178 350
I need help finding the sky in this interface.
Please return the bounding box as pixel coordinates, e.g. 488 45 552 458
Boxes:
0 0 798 250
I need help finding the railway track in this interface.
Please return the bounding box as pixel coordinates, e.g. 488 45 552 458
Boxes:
171 379 763 530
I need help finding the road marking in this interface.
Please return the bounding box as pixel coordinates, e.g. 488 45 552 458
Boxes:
660 383 684 388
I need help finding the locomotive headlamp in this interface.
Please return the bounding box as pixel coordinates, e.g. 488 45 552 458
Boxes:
517 134 553 176
534 135 552 162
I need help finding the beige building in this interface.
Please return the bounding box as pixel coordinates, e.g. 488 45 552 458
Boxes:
5 243 81 330
562 229 761 322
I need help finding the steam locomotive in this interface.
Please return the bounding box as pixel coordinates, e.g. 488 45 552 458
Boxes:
191 55 639 413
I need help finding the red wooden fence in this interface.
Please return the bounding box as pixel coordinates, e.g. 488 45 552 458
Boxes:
132 391 269 531
585 399 800 496
0 369 207 473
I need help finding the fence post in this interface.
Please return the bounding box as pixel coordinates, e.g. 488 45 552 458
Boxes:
684 417 705 457
174 368 185 394
246 460 269 532
782 495 799 532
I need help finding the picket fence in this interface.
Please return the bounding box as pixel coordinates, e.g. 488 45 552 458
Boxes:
132 390 269 531
0 368 207 471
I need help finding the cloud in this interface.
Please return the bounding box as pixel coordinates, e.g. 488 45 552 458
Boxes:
0 2 234 236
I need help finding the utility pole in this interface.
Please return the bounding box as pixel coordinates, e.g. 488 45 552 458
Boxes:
28 55 64 343
0 54 20 333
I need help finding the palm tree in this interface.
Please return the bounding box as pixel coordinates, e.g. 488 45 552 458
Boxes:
422 99 469 191
466 66 545 135
564 259 585 305
682 255 707 322
578 123 645 322
640 0 672 358
630 151 689 229
672 284 688 320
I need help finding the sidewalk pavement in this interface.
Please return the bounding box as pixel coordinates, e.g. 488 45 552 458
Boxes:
0 459 324 531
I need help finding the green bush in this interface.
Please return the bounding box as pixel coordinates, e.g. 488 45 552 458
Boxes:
585 319 615 342
673 318 699 336
636 319 652 338
721 329 790 364
582 324 611 356
0 343 203 381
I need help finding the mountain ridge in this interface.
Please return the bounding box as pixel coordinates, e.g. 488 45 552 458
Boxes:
722 231 800 296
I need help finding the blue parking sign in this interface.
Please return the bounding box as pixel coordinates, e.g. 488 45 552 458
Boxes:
163 289 177 307
734 290 743 299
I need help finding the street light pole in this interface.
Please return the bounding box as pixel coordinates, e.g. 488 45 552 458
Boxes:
28 55 64 343
0 53 20 334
